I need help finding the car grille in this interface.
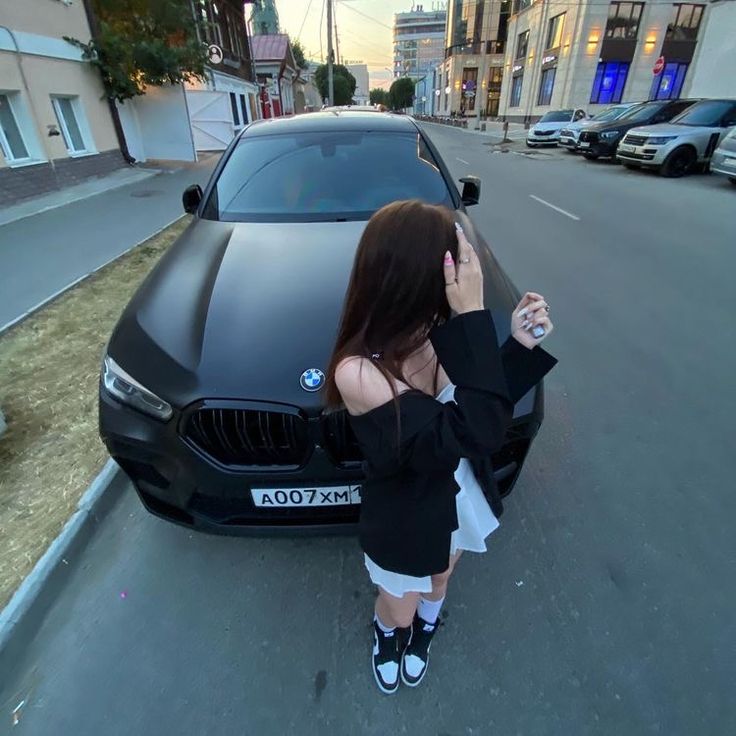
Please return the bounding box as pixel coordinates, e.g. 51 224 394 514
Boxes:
322 410 362 466
623 134 647 146
535 129 555 136
183 405 535 472
579 131 598 143
184 407 311 468
560 129 572 137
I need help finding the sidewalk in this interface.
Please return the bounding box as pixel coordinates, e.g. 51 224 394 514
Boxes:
0 154 219 332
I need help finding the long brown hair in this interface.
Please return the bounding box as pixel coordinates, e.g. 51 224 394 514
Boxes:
325 199 458 410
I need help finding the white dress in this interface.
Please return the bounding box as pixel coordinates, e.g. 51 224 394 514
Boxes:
363 383 500 598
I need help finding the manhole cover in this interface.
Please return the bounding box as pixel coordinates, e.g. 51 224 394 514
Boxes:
130 190 163 198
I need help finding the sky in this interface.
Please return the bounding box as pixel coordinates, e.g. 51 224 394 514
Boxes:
274 0 425 90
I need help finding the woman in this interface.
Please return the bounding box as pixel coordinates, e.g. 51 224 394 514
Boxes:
324 200 558 694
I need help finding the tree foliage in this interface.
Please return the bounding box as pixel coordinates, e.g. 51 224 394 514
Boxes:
314 64 356 105
66 0 208 102
291 40 309 71
369 88 389 106
389 77 415 110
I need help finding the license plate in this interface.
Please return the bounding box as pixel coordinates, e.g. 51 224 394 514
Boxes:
618 144 635 153
579 141 590 149
251 485 361 507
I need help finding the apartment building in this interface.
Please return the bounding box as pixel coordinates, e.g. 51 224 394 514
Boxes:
433 0 512 118
498 0 713 122
0 0 125 205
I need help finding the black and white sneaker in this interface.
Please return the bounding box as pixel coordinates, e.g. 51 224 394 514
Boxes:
400 613 440 687
371 620 410 694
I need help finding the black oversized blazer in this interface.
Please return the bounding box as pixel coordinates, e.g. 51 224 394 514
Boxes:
348 309 559 577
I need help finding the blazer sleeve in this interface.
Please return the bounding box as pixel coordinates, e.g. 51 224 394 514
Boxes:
404 309 558 472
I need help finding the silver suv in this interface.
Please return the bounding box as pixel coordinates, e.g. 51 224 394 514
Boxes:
710 127 736 186
616 99 736 177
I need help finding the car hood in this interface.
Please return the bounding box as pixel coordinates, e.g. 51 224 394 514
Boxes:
532 121 568 132
108 217 519 411
626 122 719 137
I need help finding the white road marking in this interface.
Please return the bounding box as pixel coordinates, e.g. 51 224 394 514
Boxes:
456 157 470 165
529 195 581 221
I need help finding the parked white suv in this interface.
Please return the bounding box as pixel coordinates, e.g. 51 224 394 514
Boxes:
616 99 736 177
527 109 586 147
559 103 641 151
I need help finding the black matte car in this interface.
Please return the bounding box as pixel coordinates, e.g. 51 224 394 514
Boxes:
578 99 698 160
100 111 549 534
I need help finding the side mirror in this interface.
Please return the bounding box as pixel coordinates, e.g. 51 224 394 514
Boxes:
182 184 203 214
459 176 481 206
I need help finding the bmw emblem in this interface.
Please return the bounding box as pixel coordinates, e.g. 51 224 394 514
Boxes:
300 368 325 392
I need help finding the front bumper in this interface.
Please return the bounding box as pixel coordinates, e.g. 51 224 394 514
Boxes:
616 140 669 166
710 148 736 178
527 133 559 145
558 136 579 150
100 382 546 535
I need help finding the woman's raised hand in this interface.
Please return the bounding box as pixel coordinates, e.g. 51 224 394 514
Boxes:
443 224 484 315
511 292 554 348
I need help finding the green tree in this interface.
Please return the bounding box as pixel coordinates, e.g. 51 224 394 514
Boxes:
291 39 309 71
369 88 389 106
389 77 415 111
66 0 208 102
314 63 356 105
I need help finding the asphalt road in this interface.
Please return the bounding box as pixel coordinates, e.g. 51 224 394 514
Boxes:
3 124 735 735
0 156 217 332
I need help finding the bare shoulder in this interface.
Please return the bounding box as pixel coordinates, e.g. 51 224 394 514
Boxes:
335 356 410 415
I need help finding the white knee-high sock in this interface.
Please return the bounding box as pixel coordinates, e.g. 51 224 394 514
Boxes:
374 612 396 634
417 596 444 624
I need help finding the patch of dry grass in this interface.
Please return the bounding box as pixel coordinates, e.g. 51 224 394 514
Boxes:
0 217 190 611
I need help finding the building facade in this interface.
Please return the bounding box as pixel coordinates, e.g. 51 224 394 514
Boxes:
394 4 447 114
498 0 714 123
251 34 297 118
250 0 280 36
433 0 512 118
0 0 125 206
685 0 736 98
346 63 370 105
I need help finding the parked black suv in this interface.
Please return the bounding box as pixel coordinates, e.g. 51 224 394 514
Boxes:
578 99 698 160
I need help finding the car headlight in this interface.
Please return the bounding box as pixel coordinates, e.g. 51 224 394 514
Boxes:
600 131 621 140
102 355 173 421
646 136 677 145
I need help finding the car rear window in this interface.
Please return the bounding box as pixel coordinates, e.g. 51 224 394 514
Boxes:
203 131 454 222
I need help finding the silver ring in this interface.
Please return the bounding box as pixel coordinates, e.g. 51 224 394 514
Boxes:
544 305 550 312
459 258 470 264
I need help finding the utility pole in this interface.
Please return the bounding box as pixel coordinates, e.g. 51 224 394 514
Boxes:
326 0 334 105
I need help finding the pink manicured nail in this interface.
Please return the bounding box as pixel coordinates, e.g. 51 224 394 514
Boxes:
444 251 453 264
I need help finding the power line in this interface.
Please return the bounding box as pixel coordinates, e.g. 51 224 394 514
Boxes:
338 2 393 31
297 0 314 39
319 0 325 61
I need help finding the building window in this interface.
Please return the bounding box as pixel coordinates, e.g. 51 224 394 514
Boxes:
52 97 89 154
239 94 249 124
537 67 556 105
229 92 240 125
650 62 689 100
510 75 523 107
545 13 565 50
605 2 645 39
666 4 705 41
516 30 529 59
590 61 630 103
0 93 31 162
462 67 478 112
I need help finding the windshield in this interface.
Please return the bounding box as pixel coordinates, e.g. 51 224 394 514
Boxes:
617 103 666 124
593 104 640 122
204 131 453 222
670 101 735 127
539 110 574 123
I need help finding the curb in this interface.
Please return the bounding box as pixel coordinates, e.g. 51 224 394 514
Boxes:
0 459 127 671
